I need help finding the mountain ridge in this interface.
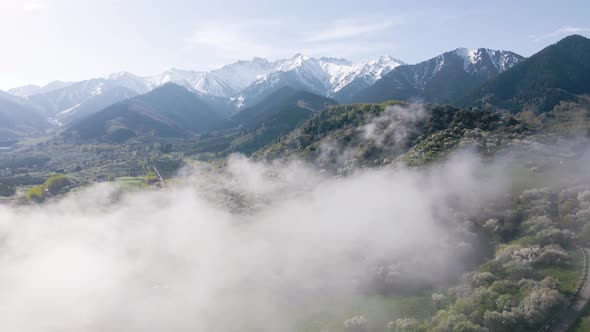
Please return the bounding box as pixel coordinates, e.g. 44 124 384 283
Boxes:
63 83 228 143
349 48 523 104
462 34 590 112
0 90 49 140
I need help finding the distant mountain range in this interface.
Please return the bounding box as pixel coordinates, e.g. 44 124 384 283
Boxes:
7 54 401 122
1 48 523 121
62 83 337 146
2 47 516 126
2 34 589 142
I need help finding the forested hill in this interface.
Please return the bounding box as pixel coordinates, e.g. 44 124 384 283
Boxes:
256 102 530 169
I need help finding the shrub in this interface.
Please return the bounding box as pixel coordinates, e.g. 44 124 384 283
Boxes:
45 174 71 195
26 185 45 202
145 170 159 184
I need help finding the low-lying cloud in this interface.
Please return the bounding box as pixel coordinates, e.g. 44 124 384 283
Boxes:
0 150 509 332
362 104 428 148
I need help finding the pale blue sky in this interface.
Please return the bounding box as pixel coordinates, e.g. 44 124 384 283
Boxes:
0 0 588 89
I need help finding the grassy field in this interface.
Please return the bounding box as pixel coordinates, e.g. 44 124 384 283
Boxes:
539 266 581 294
115 176 148 189
539 248 583 294
13 136 52 147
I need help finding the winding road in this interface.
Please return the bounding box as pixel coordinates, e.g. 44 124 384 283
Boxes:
152 166 165 187
538 247 590 332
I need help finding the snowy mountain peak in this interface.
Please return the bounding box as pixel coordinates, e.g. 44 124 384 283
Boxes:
374 55 405 66
275 53 313 72
108 71 138 80
392 47 525 93
9 81 73 97
319 57 352 65
291 53 308 60
154 68 203 82
454 48 483 72
483 49 524 73
250 57 271 65
451 48 522 74
235 54 406 108
106 72 152 94
454 47 478 60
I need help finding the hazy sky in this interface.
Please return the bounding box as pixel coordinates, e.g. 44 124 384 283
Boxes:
0 0 588 89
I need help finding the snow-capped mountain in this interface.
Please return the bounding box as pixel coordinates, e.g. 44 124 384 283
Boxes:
26 78 140 125
406 48 523 91
326 55 403 93
454 48 523 75
11 73 169 126
465 35 590 113
5 49 519 125
145 58 275 97
147 69 205 91
235 54 404 107
205 57 276 95
107 72 153 94
8 81 73 98
351 48 524 104
9 54 404 119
